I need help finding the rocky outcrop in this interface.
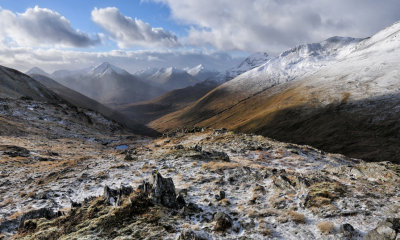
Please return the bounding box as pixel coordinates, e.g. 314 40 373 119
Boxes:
150 172 179 209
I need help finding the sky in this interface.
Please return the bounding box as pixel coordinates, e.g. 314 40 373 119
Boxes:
0 0 399 73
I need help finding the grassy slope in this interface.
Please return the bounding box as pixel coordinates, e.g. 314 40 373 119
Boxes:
118 81 219 124
150 78 400 163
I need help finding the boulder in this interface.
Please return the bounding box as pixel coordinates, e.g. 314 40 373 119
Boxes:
365 218 400 240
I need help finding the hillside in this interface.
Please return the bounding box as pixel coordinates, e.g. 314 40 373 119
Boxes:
150 23 400 163
118 80 219 124
30 74 159 137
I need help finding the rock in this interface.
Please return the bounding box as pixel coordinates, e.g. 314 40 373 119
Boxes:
104 186 120 206
215 191 226 201
0 145 30 157
214 212 233 231
172 145 184 150
340 223 355 238
177 230 210 240
202 150 230 162
365 218 400 240
187 202 202 213
103 185 133 206
151 173 178 209
18 208 55 229
176 195 186 209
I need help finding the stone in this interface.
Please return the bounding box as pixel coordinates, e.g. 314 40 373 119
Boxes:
177 230 209 240
151 173 179 209
340 223 355 238
215 190 226 201
176 195 186 209
214 212 233 231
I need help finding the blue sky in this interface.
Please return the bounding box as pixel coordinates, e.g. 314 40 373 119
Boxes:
0 0 185 51
0 0 399 73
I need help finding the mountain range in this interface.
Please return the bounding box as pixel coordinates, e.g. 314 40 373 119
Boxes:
149 22 400 162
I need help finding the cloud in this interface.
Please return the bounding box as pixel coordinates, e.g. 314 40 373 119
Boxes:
150 0 400 53
91 7 180 48
0 6 100 48
0 45 241 73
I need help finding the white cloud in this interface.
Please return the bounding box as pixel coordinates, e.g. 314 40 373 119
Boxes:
0 46 241 73
0 6 99 48
91 7 179 48
150 0 400 53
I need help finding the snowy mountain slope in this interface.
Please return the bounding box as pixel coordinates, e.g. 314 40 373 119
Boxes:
150 21 400 162
215 52 272 82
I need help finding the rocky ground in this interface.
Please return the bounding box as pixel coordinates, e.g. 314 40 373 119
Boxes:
1 113 400 239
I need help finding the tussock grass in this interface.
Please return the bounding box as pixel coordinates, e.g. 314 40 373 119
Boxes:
201 161 241 171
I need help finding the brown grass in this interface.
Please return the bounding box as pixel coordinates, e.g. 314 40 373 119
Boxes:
201 161 241 171
287 211 306 224
317 221 335 234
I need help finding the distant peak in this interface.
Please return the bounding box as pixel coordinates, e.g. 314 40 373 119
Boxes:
90 62 128 76
26 67 49 76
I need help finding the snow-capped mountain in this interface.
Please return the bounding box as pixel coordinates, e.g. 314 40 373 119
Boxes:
186 64 219 81
215 52 272 82
227 36 362 95
135 67 199 91
150 21 400 163
87 62 130 77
